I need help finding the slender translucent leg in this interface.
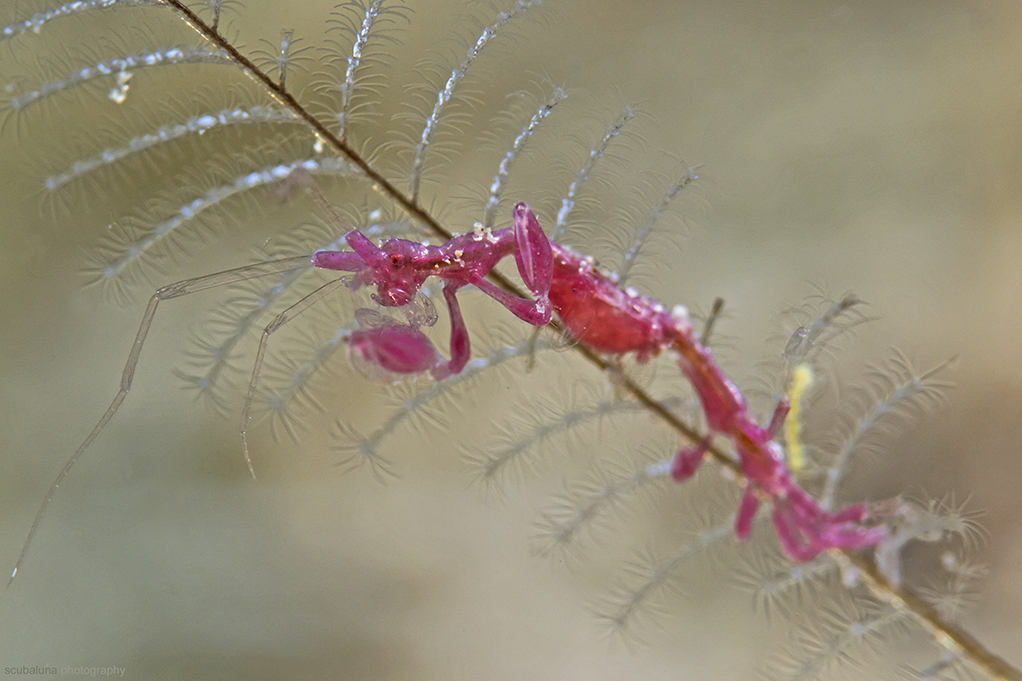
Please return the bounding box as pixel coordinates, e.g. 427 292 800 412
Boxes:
523 326 543 372
239 277 350 477
9 255 315 587
766 399 790 438
699 297 724 346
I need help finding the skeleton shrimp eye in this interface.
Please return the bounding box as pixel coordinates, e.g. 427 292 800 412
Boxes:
390 254 404 268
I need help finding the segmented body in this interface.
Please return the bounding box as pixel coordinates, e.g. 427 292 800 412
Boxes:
549 245 678 358
547 241 885 559
549 244 782 488
313 202 889 561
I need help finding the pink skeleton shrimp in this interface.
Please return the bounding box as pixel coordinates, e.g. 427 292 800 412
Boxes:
315 202 889 562
9 202 886 585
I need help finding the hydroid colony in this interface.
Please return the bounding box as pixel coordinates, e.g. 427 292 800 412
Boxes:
1 1 1020 679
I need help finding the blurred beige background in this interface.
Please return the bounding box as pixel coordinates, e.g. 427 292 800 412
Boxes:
1 0 1020 679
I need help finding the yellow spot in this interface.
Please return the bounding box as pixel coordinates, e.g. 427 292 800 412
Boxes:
784 363 814 471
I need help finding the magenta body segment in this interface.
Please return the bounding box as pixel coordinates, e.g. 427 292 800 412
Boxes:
312 202 889 562
548 244 680 358
348 324 441 378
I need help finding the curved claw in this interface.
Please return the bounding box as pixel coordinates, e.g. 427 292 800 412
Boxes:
512 202 553 298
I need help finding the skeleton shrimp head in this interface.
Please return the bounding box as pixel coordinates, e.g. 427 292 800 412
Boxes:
317 203 554 383
344 231 437 307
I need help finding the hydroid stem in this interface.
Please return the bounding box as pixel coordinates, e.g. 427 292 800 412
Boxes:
158 3 1022 677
